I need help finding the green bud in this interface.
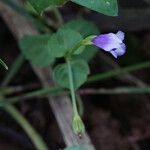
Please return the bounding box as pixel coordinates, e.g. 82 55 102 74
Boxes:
72 115 85 135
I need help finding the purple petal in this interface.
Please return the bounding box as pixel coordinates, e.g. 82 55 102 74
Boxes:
109 50 118 58
116 31 125 41
92 33 122 52
110 43 126 58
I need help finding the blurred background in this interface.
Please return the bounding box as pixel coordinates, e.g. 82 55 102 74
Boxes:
0 0 150 150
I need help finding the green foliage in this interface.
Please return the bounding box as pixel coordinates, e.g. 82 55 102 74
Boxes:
19 27 86 66
27 0 118 16
19 19 99 89
71 0 118 16
48 28 84 58
61 19 99 61
73 46 97 62
19 34 55 67
28 0 68 13
53 59 90 89
19 18 100 93
64 146 89 150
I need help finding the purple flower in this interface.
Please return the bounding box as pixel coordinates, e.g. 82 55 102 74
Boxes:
92 31 126 58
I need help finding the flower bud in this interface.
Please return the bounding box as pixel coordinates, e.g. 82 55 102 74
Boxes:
72 115 85 135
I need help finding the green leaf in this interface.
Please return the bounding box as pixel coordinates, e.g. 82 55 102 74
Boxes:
73 46 97 62
53 59 90 89
0 59 8 70
28 0 68 13
48 29 84 58
62 19 99 37
19 34 55 67
64 146 89 150
62 19 99 61
71 0 118 16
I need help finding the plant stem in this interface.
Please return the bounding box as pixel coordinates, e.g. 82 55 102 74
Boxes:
78 87 150 95
1 54 25 86
3 86 150 107
1 60 150 105
3 104 48 150
76 94 84 117
0 86 63 106
0 53 49 149
65 36 94 58
65 41 83 58
87 61 150 83
66 59 78 116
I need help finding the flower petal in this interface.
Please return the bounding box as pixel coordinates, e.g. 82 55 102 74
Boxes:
109 50 118 58
116 31 125 41
110 43 126 58
92 33 122 52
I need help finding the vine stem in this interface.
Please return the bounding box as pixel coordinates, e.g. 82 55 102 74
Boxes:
3 104 48 150
66 59 78 116
1 54 25 86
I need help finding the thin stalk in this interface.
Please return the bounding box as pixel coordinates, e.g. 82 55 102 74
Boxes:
1 54 25 86
0 87 17 95
3 86 150 106
65 41 83 58
78 87 150 95
65 36 94 58
1 61 150 105
3 104 48 150
0 86 64 106
66 59 78 116
87 61 150 83
76 95 84 117
0 53 49 149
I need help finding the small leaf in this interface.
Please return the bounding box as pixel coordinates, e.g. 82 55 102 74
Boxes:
71 0 118 16
19 34 55 66
0 59 8 70
53 59 90 89
28 0 68 13
48 29 84 58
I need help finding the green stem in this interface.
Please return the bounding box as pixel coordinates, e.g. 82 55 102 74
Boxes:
0 53 49 149
3 104 48 150
87 61 150 83
1 54 25 86
3 86 150 107
2 61 150 105
66 59 78 116
79 87 150 95
65 35 95 58
65 41 83 58
0 86 63 106
76 94 84 117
